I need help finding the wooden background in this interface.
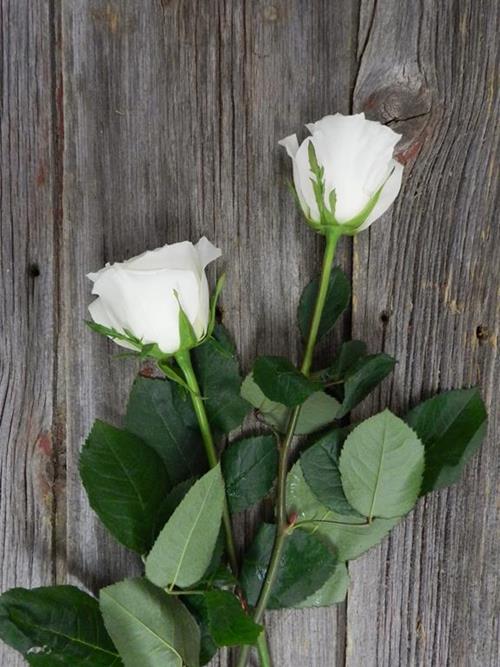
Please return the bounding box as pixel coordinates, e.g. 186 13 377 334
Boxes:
1 1 498 665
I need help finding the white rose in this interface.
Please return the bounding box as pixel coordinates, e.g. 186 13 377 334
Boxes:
279 112 403 232
87 237 221 355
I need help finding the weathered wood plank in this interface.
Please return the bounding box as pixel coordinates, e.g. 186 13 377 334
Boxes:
60 1 357 665
0 1 61 665
348 1 499 665
220 2 358 664
2 0 498 666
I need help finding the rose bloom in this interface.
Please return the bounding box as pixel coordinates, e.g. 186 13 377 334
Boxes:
280 112 403 231
87 237 221 354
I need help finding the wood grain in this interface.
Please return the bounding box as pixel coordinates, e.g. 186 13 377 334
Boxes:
0 1 64 664
348 1 499 666
0 1 498 666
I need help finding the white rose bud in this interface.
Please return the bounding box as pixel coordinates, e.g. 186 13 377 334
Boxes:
279 112 404 233
87 237 221 355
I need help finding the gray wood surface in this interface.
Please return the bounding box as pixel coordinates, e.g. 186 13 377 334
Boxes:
0 1 498 666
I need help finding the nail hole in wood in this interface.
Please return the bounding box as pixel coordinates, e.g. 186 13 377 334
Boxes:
476 325 489 343
29 263 40 278
380 311 390 324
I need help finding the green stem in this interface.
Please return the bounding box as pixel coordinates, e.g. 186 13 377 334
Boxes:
174 349 239 577
256 630 272 667
236 229 342 667
295 518 370 529
300 229 341 376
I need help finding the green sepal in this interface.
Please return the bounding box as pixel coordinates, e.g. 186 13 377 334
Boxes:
86 321 174 366
139 342 169 361
337 168 395 235
206 273 226 339
308 143 332 227
176 293 201 352
291 142 395 236
85 320 143 351
158 358 197 395
328 189 337 220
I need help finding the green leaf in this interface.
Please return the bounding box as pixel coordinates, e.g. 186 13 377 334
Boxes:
287 463 399 561
222 435 278 513
192 325 251 433
182 597 217 666
241 523 337 609
296 391 341 433
314 340 367 383
154 478 195 538
100 578 199 667
405 388 487 495
125 376 206 487
204 565 238 589
253 356 321 407
0 585 120 666
201 590 262 647
298 267 351 341
293 562 349 608
300 428 361 517
336 354 396 418
339 410 424 519
241 374 340 435
198 530 225 584
80 421 169 554
146 465 225 589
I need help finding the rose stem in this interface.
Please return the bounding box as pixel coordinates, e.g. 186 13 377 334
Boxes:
175 348 239 577
256 631 272 667
236 227 342 667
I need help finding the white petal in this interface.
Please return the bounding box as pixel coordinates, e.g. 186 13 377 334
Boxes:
279 134 317 221
294 136 321 221
87 297 137 350
91 265 203 354
87 264 111 283
195 236 222 269
278 134 299 158
193 273 211 338
357 160 404 231
306 112 365 134
124 241 200 273
88 297 114 329
305 113 402 222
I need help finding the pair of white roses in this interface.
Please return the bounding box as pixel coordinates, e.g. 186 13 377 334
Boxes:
89 113 403 355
